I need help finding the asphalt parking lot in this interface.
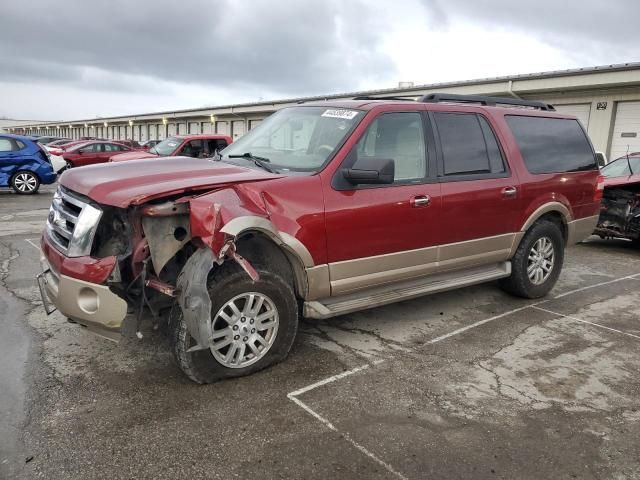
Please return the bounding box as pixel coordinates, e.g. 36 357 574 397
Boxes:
1 186 640 480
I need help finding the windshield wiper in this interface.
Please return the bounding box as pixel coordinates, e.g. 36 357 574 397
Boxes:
228 152 276 173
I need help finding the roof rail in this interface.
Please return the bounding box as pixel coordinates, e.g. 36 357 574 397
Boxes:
353 95 419 101
419 93 555 111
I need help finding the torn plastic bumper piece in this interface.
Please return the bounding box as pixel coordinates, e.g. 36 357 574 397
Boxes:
176 242 259 352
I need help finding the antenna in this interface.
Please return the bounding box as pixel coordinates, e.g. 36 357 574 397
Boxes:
626 145 633 175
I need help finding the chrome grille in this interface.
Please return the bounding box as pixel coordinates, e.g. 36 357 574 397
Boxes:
46 187 102 257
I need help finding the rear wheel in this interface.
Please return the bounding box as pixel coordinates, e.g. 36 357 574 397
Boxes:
11 171 40 194
500 219 564 298
170 263 298 384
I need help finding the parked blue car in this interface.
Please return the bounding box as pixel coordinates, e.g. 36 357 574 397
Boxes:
0 134 57 194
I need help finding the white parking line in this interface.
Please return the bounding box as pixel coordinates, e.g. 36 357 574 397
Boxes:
288 271 640 478
24 238 41 252
552 272 640 299
532 305 640 341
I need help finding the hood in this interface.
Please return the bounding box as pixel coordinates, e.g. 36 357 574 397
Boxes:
60 157 281 207
109 151 157 162
603 173 640 188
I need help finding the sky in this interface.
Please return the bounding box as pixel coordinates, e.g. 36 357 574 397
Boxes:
0 0 638 121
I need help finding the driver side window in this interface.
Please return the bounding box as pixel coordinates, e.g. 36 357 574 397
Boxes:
355 112 427 183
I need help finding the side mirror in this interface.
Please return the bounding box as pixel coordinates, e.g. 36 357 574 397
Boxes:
342 157 394 185
595 151 607 168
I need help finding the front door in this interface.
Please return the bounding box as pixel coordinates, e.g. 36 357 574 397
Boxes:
323 110 441 296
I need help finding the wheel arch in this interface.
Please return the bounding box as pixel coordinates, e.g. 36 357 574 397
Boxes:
219 216 314 299
511 202 571 255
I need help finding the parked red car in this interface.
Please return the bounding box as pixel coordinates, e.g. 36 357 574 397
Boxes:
47 140 91 156
109 134 232 162
62 140 132 168
594 154 640 243
39 94 601 383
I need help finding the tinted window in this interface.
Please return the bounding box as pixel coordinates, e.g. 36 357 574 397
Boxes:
16 140 26 150
355 112 426 182
434 113 505 176
506 116 596 174
0 138 12 152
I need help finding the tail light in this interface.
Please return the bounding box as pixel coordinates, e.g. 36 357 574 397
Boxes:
594 174 605 202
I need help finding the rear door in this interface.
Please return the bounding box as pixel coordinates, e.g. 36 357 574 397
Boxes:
430 110 521 270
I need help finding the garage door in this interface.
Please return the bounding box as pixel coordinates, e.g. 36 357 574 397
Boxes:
202 122 213 134
168 123 177 136
216 122 228 135
554 103 591 129
232 120 245 140
177 123 187 135
249 119 263 130
189 122 200 134
610 101 640 161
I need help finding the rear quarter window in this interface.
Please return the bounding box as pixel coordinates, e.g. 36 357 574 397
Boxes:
505 116 596 174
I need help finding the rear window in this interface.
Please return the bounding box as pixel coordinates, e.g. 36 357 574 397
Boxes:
505 116 596 174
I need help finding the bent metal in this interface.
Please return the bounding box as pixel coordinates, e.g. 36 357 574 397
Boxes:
37 94 602 383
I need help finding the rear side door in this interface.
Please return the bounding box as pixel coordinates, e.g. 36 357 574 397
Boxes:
430 110 522 270
323 110 442 295
102 143 130 161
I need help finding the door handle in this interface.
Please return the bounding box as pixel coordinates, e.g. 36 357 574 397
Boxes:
502 186 517 198
411 195 431 207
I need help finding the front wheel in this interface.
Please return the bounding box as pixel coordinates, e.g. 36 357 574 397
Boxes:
500 219 564 298
11 171 40 194
170 264 299 384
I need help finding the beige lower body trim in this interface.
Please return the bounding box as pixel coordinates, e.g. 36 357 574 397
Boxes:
40 257 127 332
320 233 516 296
567 215 599 245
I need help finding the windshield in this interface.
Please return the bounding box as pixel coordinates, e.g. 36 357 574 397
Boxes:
221 106 364 173
150 137 182 156
601 156 640 177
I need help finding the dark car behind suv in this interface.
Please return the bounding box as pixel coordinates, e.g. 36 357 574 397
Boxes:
39 93 601 383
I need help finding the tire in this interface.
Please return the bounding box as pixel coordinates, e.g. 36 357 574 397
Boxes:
11 171 40 194
170 263 299 384
499 219 564 299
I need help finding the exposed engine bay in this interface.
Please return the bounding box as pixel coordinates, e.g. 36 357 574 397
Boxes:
595 184 640 241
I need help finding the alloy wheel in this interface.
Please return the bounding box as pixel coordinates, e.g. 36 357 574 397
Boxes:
13 173 38 193
527 236 555 285
209 292 279 368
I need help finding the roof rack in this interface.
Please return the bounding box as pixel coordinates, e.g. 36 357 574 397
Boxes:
352 95 419 101
419 93 555 111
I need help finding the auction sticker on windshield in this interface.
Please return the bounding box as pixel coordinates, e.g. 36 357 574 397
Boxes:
321 109 359 120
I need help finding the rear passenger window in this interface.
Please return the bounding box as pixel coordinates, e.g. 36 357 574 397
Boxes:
16 140 26 150
505 116 597 174
433 113 506 177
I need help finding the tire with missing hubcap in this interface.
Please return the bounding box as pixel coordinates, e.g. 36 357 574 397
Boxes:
11 171 40 194
499 219 564 299
170 263 298 384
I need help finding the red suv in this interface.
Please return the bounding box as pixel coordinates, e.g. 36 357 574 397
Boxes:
109 134 232 162
38 94 601 383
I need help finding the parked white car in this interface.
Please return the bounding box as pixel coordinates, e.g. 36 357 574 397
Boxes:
49 154 68 173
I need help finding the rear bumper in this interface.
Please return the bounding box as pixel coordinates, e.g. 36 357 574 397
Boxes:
39 255 127 334
567 215 599 245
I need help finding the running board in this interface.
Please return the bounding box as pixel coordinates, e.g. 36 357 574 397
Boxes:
303 261 511 319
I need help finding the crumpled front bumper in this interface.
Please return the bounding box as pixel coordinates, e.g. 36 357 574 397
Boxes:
38 255 128 336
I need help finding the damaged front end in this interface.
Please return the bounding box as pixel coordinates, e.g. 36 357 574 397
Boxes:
595 185 640 241
129 196 261 348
